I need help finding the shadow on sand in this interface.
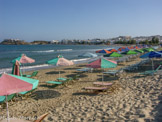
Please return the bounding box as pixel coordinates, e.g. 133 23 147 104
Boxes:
32 90 61 100
45 71 65 75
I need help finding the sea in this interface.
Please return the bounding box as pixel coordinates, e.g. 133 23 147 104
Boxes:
0 44 119 74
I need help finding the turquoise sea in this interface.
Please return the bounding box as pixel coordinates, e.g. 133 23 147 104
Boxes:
0 44 119 73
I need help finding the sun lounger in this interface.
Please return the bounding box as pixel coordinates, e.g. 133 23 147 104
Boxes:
76 68 93 72
84 87 108 90
23 71 38 78
46 81 63 85
0 94 15 103
103 68 123 76
93 82 113 86
140 65 162 75
57 77 67 81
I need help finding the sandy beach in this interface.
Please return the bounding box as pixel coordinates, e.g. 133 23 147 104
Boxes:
0 55 162 122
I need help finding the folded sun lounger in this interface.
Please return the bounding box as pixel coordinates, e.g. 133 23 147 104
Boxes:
93 82 113 86
139 65 162 75
84 87 108 90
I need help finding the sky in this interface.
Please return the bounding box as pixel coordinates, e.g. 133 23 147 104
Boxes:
0 0 162 42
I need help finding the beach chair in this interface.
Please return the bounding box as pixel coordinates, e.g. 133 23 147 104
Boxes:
84 86 108 92
139 65 162 75
93 82 113 86
103 68 123 76
0 94 16 103
23 71 38 78
46 77 72 86
46 81 63 85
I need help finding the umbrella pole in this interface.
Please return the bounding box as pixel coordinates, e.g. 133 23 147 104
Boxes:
151 59 154 70
59 70 60 78
102 69 104 82
6 95 10 122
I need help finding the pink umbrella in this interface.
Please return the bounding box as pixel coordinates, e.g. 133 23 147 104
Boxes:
13 60 21 76
0 73 33 122
12 54 35 75
47 55 74 78
20 54 35 64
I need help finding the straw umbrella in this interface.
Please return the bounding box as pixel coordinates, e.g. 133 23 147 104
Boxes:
0 73 33 122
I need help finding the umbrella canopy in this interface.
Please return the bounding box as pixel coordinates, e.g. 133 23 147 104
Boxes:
0 73 33 122
135 49 144 53
104 52 122 57
97 49 112 54
12 54 35 64
47 55 74 66
121 48 129 52
47 55 74 78
123 50 137 55
78 52 98 58
9 74 39 94
144 48 155 52
109 49 118 52
0 73 33 96
87 58 117 68
95 49 102 53
140 51 162 58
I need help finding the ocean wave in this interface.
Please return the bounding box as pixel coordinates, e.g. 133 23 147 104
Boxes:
0 64 55 74
30 50 55 53
56 49 73 52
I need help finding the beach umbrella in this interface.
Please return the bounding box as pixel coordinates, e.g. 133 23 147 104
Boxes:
0 73 33 122
144 48 155 52
109 49 118 52
123 50 137 55
12 54 35 74
78 52 98 58
95 49 102 53
11 60 22 76
104 52 122 57
87 58 117 81
87 58 117 68
12 54 35 64
140 51 162 70
47 55 74 78
135 49 144 53
118 47 125 52
97 49 111 54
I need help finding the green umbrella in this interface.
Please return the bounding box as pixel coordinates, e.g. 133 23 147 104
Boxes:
87 58 117 81
47 55 74 78
143 48 154 52
123 50 137 55
146 48 155 52
135 49 144 53
8 74 39 94
104 52 122 57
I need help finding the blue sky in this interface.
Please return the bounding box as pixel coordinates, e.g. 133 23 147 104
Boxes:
0 0 162 42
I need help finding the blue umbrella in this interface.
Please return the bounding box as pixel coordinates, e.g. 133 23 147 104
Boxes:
140 51 162 70
140 51 162 58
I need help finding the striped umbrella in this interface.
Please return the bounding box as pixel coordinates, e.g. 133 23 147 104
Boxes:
87 58 117 81
47 55 74 78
